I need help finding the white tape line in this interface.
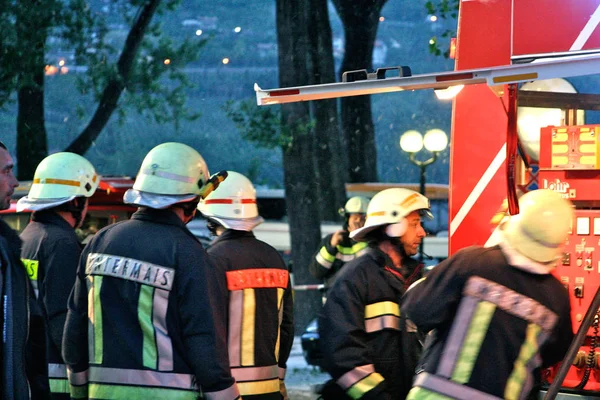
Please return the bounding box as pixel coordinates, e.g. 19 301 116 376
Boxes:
450 143 507 237
571 5 600 51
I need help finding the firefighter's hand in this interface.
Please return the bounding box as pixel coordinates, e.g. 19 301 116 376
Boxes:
280 380 289 400
330 230 346 247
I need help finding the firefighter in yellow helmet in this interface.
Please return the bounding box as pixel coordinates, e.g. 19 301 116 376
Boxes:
403 189 574 400
63 143 241 399
318 188 432 400
309 196 370 289
199 171 294 400
18 152 99 400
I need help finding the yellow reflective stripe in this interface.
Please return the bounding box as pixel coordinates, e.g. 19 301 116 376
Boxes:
89 383 197 400
139 285 157 369
275 288 284 363
336 242 368 255
242 288 256 366
319 246 336 262
33 177 81 187
346 372 385 399
504 323 542 399
49 378 69 394
364 301 400 319
451 301 496 384
237 378 280 396
406 386 454 400
70 385 88 399
21 258 39 280
88 276 104 364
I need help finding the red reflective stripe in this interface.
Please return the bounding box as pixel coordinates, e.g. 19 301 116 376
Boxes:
226 269 289 290
204 199 256 204
435 72 474 82
269 89 300 97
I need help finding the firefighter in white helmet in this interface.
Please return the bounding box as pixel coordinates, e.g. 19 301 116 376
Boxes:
63 143 241 399
309 196 370 290
18 152 99 400
199 171 294 400
318 188 431 400
403 189 574 400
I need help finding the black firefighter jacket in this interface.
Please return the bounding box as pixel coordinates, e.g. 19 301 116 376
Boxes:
207 229 294 400
20 211 82 400
0 219 50 400
308 231 369 288
319 246 423 400
402 245 574 400
62 208 240 400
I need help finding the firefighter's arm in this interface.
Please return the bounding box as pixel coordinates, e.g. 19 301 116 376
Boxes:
320 270 392 400
44 238 81 354
278 270 295 391
402 250 468 333
541 290 574 367
178 245 241 399
62 248 91 399
309 234 339 279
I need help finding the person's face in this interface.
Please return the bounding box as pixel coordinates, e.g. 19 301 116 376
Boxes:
399 211 426 256
0 148 18 210
347 213 366 232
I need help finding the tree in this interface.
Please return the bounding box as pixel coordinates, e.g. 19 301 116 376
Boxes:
1 0 204 179
425 0 459 57
307 0 347 221
332 0 388 183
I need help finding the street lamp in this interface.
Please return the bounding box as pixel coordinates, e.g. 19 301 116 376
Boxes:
400 128 449 260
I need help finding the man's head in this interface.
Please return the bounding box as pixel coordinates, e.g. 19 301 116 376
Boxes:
16 152 99 227
350 188 431 256
124 142 210 222
340 196 369 232
198 171 264 233
503 189 574 265
0 142 18 210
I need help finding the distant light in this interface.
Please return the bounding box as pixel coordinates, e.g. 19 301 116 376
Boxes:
222 57 230 65
45 65 59 76
379 16 385 22
195 29 203 36
164 59 171 65
449 37 457 59
60 66 69 74
400 130 424 153
58 59 65 67
434 85 464 100
429 39 436 45
429 15 438 22
234 26 242 33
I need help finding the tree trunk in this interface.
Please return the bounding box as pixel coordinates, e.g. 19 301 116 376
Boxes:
15 2 49 180
66 0 161 155
308 0 347 221
277 0 322 334
332 0 387 183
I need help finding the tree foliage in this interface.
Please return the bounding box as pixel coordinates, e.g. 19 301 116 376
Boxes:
0 0 207 178
425 0 459 58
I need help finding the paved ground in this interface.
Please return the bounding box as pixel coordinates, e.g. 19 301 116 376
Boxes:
285 337 329 399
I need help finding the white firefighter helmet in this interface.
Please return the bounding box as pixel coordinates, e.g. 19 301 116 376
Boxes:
340 196 370 215
502 189 573 264
123 142 210 209
350 188 432 242
198 171 264 231
17 152 99 212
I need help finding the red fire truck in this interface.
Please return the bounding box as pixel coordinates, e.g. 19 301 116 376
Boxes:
254 0 600 397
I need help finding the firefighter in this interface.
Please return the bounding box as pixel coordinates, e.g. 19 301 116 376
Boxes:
402 189 574 400
308 196 370 290
198 171 294 400
318 188 431 400
0 141 49 400
62 142 241 400
17 152 99 399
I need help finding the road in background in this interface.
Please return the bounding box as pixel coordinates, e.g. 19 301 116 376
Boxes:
286 337 329 400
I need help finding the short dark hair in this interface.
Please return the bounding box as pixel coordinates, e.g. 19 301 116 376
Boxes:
0 141 6 150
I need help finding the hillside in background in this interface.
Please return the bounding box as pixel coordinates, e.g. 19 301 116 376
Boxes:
0 0 456 187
